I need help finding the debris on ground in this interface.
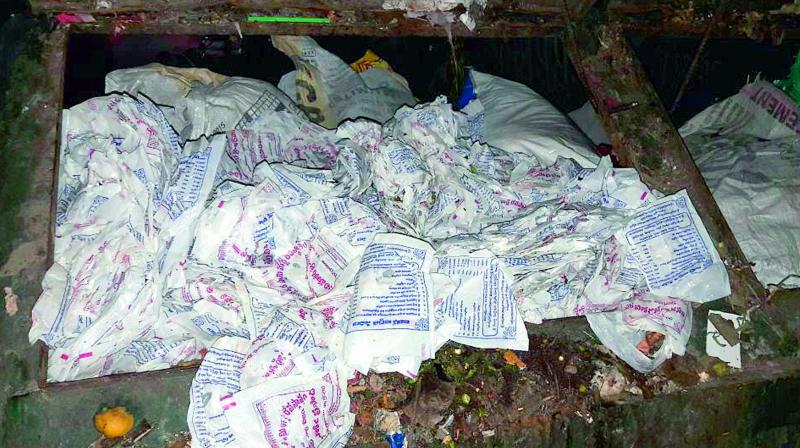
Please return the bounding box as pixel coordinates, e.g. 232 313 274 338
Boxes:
382 0 487 31
89 419 152 448
636 331 665 356
503 350 527 370
3 286 18 316
374 409 406 447
707 311 743 368
163 432 191 448
591 366 642 402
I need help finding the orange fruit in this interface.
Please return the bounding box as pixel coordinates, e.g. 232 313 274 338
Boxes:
94 406 134 438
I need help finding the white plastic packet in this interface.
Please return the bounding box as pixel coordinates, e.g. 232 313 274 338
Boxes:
586 291 692 373
224 365 354 447
342 233 452 376
620 190 731 302
273 35 415 128
188 306 349 448
433 251 528 350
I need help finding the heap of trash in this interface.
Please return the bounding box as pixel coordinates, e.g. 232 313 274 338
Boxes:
29 36 731 446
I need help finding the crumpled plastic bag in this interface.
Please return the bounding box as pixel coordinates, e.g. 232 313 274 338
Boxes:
32 93 225 381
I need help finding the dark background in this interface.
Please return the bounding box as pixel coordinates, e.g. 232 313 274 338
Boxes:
1 0 799 127
61 33 800 126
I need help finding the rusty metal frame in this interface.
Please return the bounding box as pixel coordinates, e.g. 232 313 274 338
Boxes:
35 0 766 388
31 0 598 37
563 23 765 309
39 28 68 390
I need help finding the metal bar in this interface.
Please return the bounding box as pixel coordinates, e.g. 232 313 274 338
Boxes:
66 14 570 37
30 0 585 15
564 23 766 309
39 27 69 390
668 0 723 113
43 361 199 390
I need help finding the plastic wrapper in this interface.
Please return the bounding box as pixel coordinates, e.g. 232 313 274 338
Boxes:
273 36 415 128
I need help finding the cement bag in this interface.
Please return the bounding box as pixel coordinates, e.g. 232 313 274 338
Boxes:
273 36 415 128
181 76 305 141
105 63 227 133
586 292 692 373
680 81 800 287
467 70 600 168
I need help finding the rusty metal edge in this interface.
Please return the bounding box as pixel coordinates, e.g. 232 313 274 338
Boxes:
65 18 567 38
43 361 201 391
30 0 581 15
39 28 69 391
563 23 766 310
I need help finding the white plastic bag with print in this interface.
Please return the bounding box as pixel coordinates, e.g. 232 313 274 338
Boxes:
680 81 800 287
187 309 341 448
586 291 692 373
341 233 456 376
223 363 354 448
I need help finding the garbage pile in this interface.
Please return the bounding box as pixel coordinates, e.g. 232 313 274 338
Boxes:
29 36 731 446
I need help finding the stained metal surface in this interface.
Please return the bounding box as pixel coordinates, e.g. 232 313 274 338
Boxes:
31 0 599 37
564 23 766 309
30 0 591 15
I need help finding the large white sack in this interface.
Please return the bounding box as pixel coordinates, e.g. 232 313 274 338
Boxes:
105 64 227 133
469 70 601 168
106 64 304 142
181 76 304 141
680 81 800 287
